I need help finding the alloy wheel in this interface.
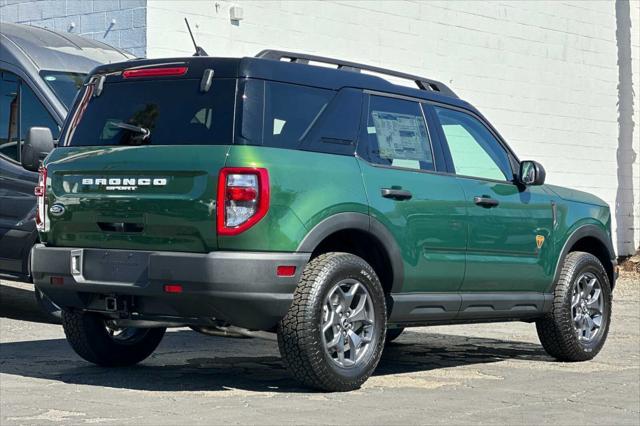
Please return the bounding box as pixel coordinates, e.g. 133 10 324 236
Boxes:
104 320 149 344
571 272 605 342
321 279 376 368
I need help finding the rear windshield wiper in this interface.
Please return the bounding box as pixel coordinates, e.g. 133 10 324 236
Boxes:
109 121 151 145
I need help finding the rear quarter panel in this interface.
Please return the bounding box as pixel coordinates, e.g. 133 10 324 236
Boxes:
220 146 368 251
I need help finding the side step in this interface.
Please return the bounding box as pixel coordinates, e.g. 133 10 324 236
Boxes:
389 292 553 325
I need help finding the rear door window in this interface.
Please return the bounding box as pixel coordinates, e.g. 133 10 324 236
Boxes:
63 79 236 146
359 95 435 171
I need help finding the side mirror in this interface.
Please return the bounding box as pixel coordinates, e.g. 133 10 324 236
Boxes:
21 127 54 172
519 160 546 186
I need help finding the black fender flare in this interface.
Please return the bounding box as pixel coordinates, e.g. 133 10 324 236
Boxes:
297 212 405 293
551 224 616 290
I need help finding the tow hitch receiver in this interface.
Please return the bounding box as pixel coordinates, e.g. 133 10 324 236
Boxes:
101 295 133 314
105 296 117 312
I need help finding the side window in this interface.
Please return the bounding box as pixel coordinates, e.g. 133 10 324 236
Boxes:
434 106 512 181
360 95 434 171
239 80 360 155
0 70 58 162
263 81 333 148
0 71 19 160
20 83 59 140
299 88 362 156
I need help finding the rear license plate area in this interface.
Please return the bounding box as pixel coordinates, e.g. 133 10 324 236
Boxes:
82 250 149 285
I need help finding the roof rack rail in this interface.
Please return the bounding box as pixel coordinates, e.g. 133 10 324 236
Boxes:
255 49 457 98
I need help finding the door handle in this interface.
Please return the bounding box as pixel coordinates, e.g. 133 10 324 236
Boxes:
381 188 413 201
473 196 499 207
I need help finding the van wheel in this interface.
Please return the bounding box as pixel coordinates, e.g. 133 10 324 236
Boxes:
278 252 386 392
536 252 612 361
62 310 166 367
34 286 62 322
386 327 404 344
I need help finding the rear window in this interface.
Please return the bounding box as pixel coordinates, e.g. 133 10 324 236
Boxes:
63 78 236 146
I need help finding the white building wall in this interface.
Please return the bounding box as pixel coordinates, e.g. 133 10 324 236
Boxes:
1 0 638 255
0 0 147 57
618 0 640 256
146 0 640 255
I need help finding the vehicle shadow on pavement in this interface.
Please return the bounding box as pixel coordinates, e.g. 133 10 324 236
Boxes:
0 282 58 325
0 331 552 394
1 283 551 393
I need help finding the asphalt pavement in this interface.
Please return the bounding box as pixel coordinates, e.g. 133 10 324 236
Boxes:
1 274 638 425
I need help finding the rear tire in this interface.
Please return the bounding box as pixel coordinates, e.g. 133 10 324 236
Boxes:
278 252 386 391
536 251 612 361
62 310 166 367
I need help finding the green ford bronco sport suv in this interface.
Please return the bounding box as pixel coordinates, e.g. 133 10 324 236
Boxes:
25 51 617 391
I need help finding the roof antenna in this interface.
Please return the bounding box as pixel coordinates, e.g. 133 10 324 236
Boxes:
184 18 208 56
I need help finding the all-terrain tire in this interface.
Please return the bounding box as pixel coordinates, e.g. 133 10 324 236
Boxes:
536 251 612 361
385 327 404 344
62 310 166 367
278 252 387 391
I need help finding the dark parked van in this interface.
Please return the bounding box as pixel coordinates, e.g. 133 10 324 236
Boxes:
0 23 132 283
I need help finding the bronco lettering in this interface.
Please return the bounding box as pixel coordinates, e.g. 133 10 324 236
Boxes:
80 177 167 188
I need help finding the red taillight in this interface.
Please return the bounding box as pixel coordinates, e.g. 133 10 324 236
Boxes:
122 66 188 79
226 186 258 202
35 166 47 232
163 284 183 293
276 266 296 277
217 167 269 236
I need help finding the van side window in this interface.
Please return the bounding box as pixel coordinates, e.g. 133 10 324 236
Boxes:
359 95 435 171
0 70 58 162
434 106 512 181
0 71 19 161
20 82 59 141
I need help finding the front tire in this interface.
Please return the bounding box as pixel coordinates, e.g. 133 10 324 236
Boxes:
536 251 612 361
278 252 387 391
62 310 166 367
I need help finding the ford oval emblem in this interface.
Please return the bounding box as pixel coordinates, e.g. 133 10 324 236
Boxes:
49 204 65 217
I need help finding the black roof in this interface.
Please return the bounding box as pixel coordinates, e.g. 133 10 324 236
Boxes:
90 53 474 111
255 50 458 98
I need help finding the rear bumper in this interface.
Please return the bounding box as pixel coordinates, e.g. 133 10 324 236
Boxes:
31 244 310 330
